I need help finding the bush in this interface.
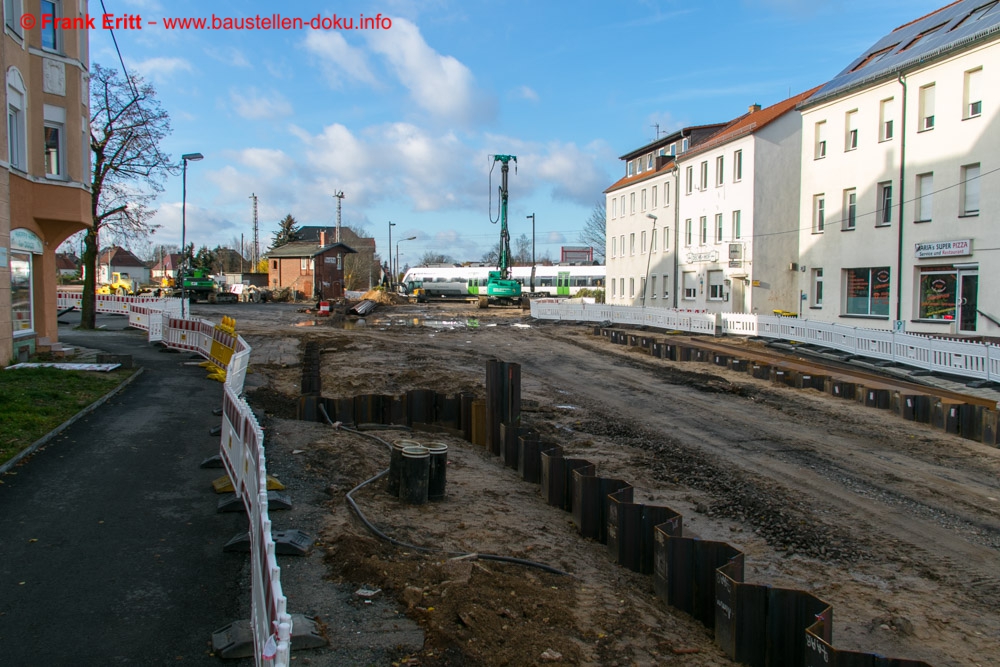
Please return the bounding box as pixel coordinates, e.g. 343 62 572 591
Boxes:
575 288 605 304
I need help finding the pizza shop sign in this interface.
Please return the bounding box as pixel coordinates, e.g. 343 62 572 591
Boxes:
914 239 971 259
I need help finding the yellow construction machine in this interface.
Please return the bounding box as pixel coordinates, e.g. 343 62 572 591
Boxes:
96 271 136 296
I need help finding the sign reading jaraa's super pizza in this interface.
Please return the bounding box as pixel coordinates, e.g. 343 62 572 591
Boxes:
914 239 971 259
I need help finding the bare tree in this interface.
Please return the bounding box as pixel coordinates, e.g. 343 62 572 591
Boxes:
579 201 607 264
513 233 532 265
419 252 456 266
82 63 175 328
339 225 377 291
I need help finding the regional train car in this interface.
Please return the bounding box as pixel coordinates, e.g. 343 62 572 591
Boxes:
401 265 605 299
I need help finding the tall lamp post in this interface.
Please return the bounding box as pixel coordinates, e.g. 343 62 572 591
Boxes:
397 236 416 290
387 220 395 288
180 152 204 318
526 213 535 293
642 213 657 307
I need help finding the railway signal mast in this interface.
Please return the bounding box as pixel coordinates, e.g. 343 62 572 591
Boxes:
481 154 522 308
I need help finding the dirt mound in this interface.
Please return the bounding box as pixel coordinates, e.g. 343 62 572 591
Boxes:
360 289 407 305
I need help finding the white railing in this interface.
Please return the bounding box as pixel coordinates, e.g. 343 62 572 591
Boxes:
56 291 181 317
530 300 1000 382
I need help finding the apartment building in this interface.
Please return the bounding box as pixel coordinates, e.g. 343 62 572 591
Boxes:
2 0 91 361
604 124 726 306
798 0 1000 335
676 89 818 315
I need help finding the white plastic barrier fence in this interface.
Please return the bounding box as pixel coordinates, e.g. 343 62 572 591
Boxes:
56 290 180 316
531 300 1000 382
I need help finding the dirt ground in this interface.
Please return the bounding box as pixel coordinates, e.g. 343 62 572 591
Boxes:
201 299 1000 667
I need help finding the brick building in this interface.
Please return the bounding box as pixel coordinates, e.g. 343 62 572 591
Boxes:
266 231 356 299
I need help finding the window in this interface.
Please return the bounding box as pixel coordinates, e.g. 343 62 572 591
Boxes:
630 192 635 214
733 149 742 181
620 235 625 256
685 166 693 194
964 67 982 119
662 275 669 299
641 230 647 254
641 188 647 211
699 216 707 245
814 121 827 158
845 110 858 151
272 260 278 270
640 276 646 299
619 277 624 298
5 0 23 36
700 161 708 190
43 105 66 179
611 198 616 219
40 0 60 51
620 195 625 217
11 251 34 334
651 274 657 299
877 182 893 226
650 228 657 253
879 98 894 141
685 219 692 246
961 163 980 215
915 173 933 222
7 68 26 170
647 154 653 170
683 272 697 300
627 161 634 176
708 270 724 301
732 210 741 239
715 155 724 186
715 213 723 243
629 277 635 298
611 236 617 258
651 185 657 209
681 137 689 152
811 268 824 307
813 194 825 233
663 181 670 205
668 142 676 156
629 233 636 255
918 267 958 320
611 278 616 298
845 267 890 316
636 158 643 174
843 189 857 230
919 84 935 131
300 258 311 271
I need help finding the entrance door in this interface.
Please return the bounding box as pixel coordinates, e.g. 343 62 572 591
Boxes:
731 278 745 314
958 269 979 332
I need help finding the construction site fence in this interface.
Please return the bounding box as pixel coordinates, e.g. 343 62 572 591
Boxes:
56 290 182 319
530 300 1000 382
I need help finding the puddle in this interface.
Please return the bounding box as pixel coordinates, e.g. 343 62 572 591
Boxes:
294 320 320 327
555 405 579 410
339 318 477 330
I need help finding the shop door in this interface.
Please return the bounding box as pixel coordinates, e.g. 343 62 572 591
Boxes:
958 270 978 333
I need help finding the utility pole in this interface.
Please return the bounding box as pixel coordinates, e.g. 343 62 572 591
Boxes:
333 191 345 243
249 193 259 267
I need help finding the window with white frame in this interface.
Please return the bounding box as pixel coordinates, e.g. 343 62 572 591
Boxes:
715 155 724 186
961 163 980 215
700 161 708 190
664 181 670 205
619 277 624 298
651 228 657 252
715 213 723 243
611 198 616 219
814 121 827 158
879 98 894 141
620 195 625 216
699 216 707 245
651 274 657 299
647 154 653 171
708 270 724 300
651 185 657 208
611 278 616 298
662 275 669 299
611 236 617 258
628 161 634 176
636 158 643 174
5 0 23 36
915 172 933 221
641 188 647 211
733 149 742 181
629 233 635 255
629 277 634 298
685 219 692 246
641 230 647 254
669 142 676 156
843 188 857 230
7 68 27 170
630 192 635 214
811 268 824 307
40 0 61 51
620 234 624 256
640 276 646 300
685 166 693 194
681 137 689 152
919 84 935 131
876 181 893 226
683 271 697 300
844 267 890 316
813 195 825 233
43 104 67 179
845 110 858 151
964 67 982 119
732 210 741 239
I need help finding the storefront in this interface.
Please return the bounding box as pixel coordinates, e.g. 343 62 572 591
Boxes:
914 240 978 333
10 228 43 356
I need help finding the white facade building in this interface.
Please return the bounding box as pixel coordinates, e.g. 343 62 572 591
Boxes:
798 0 1000 336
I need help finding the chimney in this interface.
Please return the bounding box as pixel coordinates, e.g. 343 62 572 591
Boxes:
319 230 326 247
749 103 761 113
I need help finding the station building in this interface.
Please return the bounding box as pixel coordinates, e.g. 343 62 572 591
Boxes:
1 1 91 361
798 0 1000 336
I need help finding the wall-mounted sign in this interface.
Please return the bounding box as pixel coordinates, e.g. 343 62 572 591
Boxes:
914 239 971 259
11 228 44 254
729 243 742 259
729 260 742 268
686 250 719 263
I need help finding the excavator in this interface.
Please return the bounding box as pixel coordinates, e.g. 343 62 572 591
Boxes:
474 154 522 309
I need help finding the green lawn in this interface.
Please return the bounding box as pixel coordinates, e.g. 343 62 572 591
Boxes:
0 367 130 466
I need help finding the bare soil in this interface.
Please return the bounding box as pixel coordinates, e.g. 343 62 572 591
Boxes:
205 300 1000 667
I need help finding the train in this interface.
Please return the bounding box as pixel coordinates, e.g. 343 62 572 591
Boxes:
400 264 606 299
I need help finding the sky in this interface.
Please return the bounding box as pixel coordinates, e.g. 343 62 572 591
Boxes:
83 0 948 267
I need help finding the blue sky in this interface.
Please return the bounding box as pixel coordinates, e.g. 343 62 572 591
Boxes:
87 0 946 265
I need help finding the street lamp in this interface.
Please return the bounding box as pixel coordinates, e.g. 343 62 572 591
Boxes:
642 213 657 308
388 221 395 288
526 213 535 293
180 152 204 318
397 236 416 290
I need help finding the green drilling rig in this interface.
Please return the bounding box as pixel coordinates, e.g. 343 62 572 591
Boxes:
475 154 522 308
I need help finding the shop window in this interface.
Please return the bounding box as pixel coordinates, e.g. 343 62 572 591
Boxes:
844 267 890 316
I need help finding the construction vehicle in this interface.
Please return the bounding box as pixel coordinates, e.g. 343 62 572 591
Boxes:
96 271 136 296
161 268 237 303
472 154 522 309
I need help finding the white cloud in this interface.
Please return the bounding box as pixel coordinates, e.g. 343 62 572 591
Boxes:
515 86 539 102
229 88 294 120
205 46 250 68
367 18 494 123
302 31 378 87
129 56 192 82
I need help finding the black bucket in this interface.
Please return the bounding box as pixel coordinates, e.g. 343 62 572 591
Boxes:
400 446 430 505
426 443 449 501
387 440 420 496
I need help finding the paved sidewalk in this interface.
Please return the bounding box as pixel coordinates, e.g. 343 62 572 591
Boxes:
0 313 252 665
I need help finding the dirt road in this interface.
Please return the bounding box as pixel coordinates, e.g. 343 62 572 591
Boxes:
202 300 1000 666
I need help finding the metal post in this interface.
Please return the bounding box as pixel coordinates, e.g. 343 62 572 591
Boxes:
180 153 203 318
388 220 395 288
526 213 535 293
643 213 657 308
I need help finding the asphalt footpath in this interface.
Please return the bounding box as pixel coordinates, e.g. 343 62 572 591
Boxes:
0 311 253 666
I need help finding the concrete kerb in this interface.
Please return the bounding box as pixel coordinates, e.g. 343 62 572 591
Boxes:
0 367 146 476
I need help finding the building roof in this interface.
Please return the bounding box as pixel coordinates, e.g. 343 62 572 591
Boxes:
804 0 1000 106
55 253 79 270
617 123 728 161
604 158 677 194
265 241 357 259
98 246 146 267
151 253 182 271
